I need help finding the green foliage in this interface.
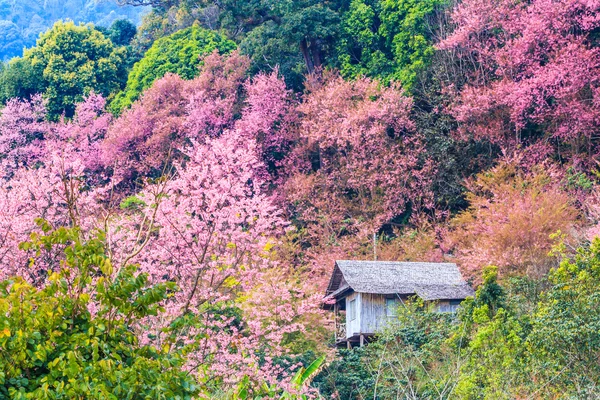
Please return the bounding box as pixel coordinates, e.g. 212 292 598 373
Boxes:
239 21 307 91
106 19 138 47
526 240 600 395
336 0 447 91
239 0 342 89
292 355 326 388
371 302 460 398
27 21 128 119
312 348 375 399
0 57 41 104
454 308 528 399
119 195 148 211
336 0 390 80
110 24 236 114
127 6 190 55
473 266 506 319
0 21 128 119
0 0 146 61
0 222 198 399
230 355 326 399
564 166 595 192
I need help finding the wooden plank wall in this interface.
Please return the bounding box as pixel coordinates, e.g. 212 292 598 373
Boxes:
342 294 460 339
360 293 387 334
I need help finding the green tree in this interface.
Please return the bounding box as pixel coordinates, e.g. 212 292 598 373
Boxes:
312 348 375 400
0 221 198 399
96 19 143 88
336 0 447 91
527 240 600 397
0 57 41 104
239 0 342 82
107 19 138 46
336 0 391 80
27 21 127 119
0 21 128 120
221 0 342 89
110 23 236 114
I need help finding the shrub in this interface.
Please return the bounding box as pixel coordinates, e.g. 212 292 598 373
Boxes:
0 222 198 399
448 161 578 280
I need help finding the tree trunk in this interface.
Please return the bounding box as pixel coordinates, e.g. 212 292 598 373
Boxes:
310 38 322 72
300 38 315 75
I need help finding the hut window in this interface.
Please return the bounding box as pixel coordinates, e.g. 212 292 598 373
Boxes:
386 298 397 317
439 300 462 313
449 299 462 313
348 299 356 321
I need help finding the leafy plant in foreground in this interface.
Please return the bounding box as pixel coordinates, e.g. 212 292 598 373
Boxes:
0 221 198 399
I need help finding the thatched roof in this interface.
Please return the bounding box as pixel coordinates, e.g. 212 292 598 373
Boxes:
325 260 474 301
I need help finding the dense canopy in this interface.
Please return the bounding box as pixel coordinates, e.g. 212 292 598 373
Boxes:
1 0 600 398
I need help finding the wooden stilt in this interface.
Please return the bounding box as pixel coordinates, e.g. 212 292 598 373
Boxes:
360 334 364 347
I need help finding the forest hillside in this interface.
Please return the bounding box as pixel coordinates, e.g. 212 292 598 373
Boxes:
0 0 147 60
0 0 599 398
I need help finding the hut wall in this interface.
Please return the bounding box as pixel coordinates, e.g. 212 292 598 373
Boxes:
345 292 360 338
360 293 388 334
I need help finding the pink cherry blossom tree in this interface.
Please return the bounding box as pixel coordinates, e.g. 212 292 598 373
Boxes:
102 51 251 188
236 68 298 185
103 132 323 386
0 93 113 281
0 95 49 173
440 0 600 157
286 73 434 244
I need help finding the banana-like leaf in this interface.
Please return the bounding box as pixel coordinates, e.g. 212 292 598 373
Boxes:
292 355 326 387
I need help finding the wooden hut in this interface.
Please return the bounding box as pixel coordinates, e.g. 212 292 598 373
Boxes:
323 260 475 347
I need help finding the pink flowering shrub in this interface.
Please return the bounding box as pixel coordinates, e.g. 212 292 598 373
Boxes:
236 68 298 184
105 133 323 386
448 160 579 280
0 93 114 282
102 73 190 184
